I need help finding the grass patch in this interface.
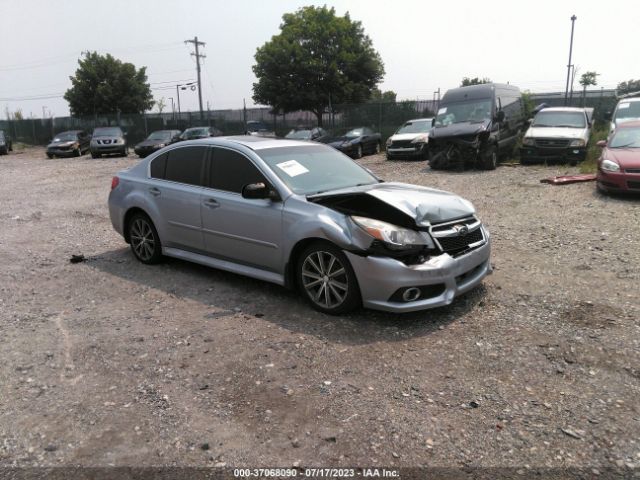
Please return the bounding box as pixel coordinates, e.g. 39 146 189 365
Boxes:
580 125 609 173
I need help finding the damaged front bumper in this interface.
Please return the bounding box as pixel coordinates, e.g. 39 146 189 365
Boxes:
345 231 491 313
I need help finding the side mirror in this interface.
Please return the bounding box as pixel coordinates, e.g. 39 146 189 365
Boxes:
596 140 607 147
527 118 534 124
242 182 278 200
495 111 505 123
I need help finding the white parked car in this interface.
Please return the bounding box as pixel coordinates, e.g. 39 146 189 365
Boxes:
520 107 592 165
608 96 640 136
385 118 433 160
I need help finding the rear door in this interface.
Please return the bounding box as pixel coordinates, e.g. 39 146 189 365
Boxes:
201 147 284 273
147 146 207 251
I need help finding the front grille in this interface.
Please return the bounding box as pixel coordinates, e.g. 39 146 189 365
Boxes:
97 139 112 145
390 140 414 148
625 169 640 174
431 217 477 234
535 138 570 148
436 228 484 254
627 181 640 190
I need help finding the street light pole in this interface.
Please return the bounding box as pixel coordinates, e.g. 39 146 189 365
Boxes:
168 97 175 121
564 15 577 106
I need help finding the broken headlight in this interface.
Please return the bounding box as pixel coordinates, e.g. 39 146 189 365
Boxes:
411 134 429 144
351 216 429 250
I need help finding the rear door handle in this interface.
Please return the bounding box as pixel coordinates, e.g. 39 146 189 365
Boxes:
149 187 161 196
203 198 219 208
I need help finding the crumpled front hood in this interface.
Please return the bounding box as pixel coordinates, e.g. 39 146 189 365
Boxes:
525 126 587 140
430 120 490 139
309 182 475 227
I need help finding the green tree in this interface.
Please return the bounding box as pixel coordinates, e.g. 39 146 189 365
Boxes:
369 88 397 103
461 77 491 87
579 71 599 106
252 6 385 126
64 51 154 115
616 79 640 96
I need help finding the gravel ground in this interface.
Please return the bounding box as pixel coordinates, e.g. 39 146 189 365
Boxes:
0 147 639 473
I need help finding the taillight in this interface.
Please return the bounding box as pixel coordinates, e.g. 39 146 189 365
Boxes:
111 176 120 190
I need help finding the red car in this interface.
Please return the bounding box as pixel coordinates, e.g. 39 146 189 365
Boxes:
596 121 640 194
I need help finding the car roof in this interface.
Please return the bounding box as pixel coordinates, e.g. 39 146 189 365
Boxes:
618 97 640 103
55 130 82 134
172 135 313 150
405 118 433 122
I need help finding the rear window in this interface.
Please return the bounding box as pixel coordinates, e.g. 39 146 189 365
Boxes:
150 153 168 179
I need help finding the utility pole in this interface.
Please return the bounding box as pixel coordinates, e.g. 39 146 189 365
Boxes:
185 36 206 120
564 15 577 106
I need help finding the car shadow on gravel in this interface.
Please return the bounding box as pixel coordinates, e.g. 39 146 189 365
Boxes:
88 247 488 346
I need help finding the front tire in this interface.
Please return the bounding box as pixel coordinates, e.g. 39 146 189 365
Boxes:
91 151 100 159
127 213 162 265
480 145 498 170
297 241 360 315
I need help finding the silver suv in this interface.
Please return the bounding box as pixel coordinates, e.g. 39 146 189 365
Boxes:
108 136 491 314
90 126 127 158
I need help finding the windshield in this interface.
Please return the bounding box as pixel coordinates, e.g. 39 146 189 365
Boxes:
94 127 122 137
397 120 432 134
609 126 640 148
435 99 492 126
285 129 312 140
532 111 586 128
614 101 640 121
53 132 78 141
183 128 208 138
339 128 365 138
147 131 172 141
257 144 378 195
247 122 268 132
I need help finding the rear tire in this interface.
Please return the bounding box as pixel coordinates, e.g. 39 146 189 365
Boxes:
296 241 361 315
127 213 162 265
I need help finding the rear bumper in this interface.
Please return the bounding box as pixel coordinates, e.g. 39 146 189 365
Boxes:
345 233 491 313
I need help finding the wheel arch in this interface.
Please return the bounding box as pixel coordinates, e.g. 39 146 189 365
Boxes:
123 207 152 244
284 237 328 290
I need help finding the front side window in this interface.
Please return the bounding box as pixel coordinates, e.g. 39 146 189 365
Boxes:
256 144 378 195
209 148 267 193
163 146 206 186
435 99 493 126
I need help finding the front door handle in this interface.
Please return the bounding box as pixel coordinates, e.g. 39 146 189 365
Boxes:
149 187 161 197
203 198 219 208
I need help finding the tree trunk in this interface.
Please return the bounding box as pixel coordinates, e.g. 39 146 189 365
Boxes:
314 109 323 127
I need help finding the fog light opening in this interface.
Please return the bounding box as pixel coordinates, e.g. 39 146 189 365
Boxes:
402 287 421 302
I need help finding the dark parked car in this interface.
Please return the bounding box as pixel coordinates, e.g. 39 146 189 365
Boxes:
428 83 524 170
179 126 222 141
245 120 275 138
596 121 640 194
284 126 329 142
90 127 128 158
134 130 181 158
46 130 91 158
0 130 12 155
321 127 382 158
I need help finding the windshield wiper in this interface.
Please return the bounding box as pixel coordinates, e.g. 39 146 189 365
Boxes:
611 142 639 148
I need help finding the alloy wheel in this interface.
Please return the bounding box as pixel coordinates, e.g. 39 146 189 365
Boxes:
130 218 156 262
301 250 348 309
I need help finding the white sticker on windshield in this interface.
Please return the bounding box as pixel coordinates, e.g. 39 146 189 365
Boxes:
438 107 447 114
618 103 630 109
276 160 309 177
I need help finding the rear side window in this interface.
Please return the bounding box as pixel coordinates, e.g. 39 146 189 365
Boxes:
150 153 168 179
209 147 267 193
164 146 206 186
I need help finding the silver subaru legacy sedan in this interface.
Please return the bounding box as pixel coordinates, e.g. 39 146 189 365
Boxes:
108 136 491 314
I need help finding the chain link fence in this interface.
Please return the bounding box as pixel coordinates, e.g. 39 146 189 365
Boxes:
0 90 618 147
